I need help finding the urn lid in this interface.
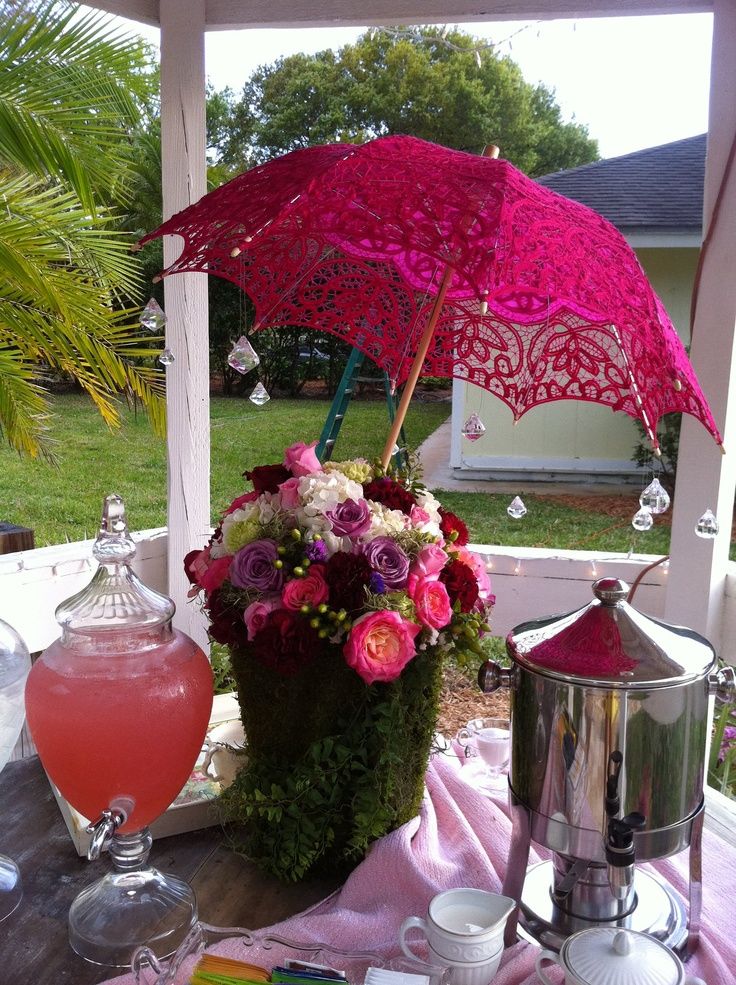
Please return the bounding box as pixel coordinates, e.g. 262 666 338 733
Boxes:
558 928 701 985
507 577 716 687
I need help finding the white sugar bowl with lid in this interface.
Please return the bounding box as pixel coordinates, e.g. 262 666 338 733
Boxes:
536 928 706 985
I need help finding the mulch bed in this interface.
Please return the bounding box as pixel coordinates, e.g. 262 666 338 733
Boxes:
438 664 509 736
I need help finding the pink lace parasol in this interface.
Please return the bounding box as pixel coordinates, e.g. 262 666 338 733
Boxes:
143 135 722 462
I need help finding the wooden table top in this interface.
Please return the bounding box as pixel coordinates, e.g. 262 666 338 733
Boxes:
2 757 341 984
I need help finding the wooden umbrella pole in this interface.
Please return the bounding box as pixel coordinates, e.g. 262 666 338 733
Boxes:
380 143 500 469
380 266 454 468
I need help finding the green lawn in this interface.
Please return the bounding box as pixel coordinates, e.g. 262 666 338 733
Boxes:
439 490 673 557
0 394 450 545
0 393 721 559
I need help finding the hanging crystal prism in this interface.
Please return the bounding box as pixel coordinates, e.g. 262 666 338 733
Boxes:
140 298 166 333
695 508 719 539
507 496 527 520
249 382 270 406
158 348 175 366
227 336 260 375
632 506 654 531
639 477 670 515
461 413 486 442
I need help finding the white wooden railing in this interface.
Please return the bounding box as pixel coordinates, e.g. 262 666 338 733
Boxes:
2 531 734 842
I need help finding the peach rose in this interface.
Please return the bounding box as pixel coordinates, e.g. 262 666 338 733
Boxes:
281 565 329 611
411 576 452 630
344 610 421 684
283 440 322 477
456 546 494 601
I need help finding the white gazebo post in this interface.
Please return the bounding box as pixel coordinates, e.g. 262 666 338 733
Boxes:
665 0 736 644
159 0 210 649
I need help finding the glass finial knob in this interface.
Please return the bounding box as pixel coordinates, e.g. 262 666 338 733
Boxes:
93 494 136 564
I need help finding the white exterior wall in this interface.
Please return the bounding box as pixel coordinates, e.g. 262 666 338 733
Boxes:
454 247 699 481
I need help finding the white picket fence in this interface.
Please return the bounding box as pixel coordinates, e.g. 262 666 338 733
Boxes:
3 531 735 841
3 530 729 657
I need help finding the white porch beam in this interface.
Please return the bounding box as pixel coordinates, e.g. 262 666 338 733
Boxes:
204 0 711 30
84 0 711 29
665 0 736 642
160 0 211 649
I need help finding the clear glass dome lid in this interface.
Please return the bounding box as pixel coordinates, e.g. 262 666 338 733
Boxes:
55 494 174 644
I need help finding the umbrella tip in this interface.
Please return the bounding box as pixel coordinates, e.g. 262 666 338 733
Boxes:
230 247 241 258
483 144 500 159
720 442 726 456
152 274 162 284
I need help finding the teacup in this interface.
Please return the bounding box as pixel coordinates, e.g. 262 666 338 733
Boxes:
456 718 511 778
399 888 514 967
202 720 246 788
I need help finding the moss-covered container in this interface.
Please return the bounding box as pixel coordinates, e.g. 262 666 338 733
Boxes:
220 642 444 882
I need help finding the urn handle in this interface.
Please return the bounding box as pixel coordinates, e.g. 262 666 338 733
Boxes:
709 664 736 703
478 660 515 694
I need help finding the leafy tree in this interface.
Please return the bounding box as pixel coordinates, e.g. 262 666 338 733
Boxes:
0 1 166 457
239 27 598 174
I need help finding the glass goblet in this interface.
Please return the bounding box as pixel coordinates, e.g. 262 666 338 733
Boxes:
456 716 511 791
0 617 32 922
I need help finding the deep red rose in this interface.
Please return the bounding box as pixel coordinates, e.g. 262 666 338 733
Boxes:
206 589 249 648
244 463 292 494
439 558 479 613
250 609 323 676
325 551 373 614
183 549 201 585
362 477 417 516
439 508 469 547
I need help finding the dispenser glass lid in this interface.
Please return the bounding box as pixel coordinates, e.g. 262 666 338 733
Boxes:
507 577 716 687
562 928 685 985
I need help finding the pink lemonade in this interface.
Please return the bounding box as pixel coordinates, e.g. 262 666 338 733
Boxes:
26 629 213 832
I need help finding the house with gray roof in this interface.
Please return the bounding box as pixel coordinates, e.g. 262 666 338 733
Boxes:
452 134 705 484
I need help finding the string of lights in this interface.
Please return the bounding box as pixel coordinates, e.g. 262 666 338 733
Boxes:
368 23 540 66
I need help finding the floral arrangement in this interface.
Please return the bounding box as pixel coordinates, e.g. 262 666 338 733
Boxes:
185 441 494 880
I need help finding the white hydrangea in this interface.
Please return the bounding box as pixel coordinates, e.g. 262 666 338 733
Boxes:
298 470 363 519
413 489 443 539
297 513 343 556
361 501 408 541
415 489 442 524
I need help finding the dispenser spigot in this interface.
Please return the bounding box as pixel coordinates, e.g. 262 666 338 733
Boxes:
86 808 126 861
606 811 646 901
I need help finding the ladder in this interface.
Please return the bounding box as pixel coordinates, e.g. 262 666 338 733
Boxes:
316 348 407 464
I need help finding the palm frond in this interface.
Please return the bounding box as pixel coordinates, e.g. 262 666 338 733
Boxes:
0 344 52 458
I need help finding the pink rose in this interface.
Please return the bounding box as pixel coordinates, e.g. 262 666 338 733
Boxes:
278 476 301 510
283 441 322 477
223 490 258 516
243 596 282 641
344 610 421 684
456 546 494 601
187 546 232 596
281 564 329 611
411 576 453 630
407 543 448 596
410 506 430 526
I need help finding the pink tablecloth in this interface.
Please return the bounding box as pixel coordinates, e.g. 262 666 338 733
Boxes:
106 748 736 985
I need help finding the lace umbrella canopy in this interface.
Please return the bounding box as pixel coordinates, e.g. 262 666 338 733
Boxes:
143 135 722 465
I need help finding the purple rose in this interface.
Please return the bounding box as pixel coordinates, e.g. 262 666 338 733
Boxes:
362 536 410 589
326 498 372 538
230 538 283 592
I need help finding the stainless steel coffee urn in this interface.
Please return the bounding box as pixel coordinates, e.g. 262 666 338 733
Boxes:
479 577 736 957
